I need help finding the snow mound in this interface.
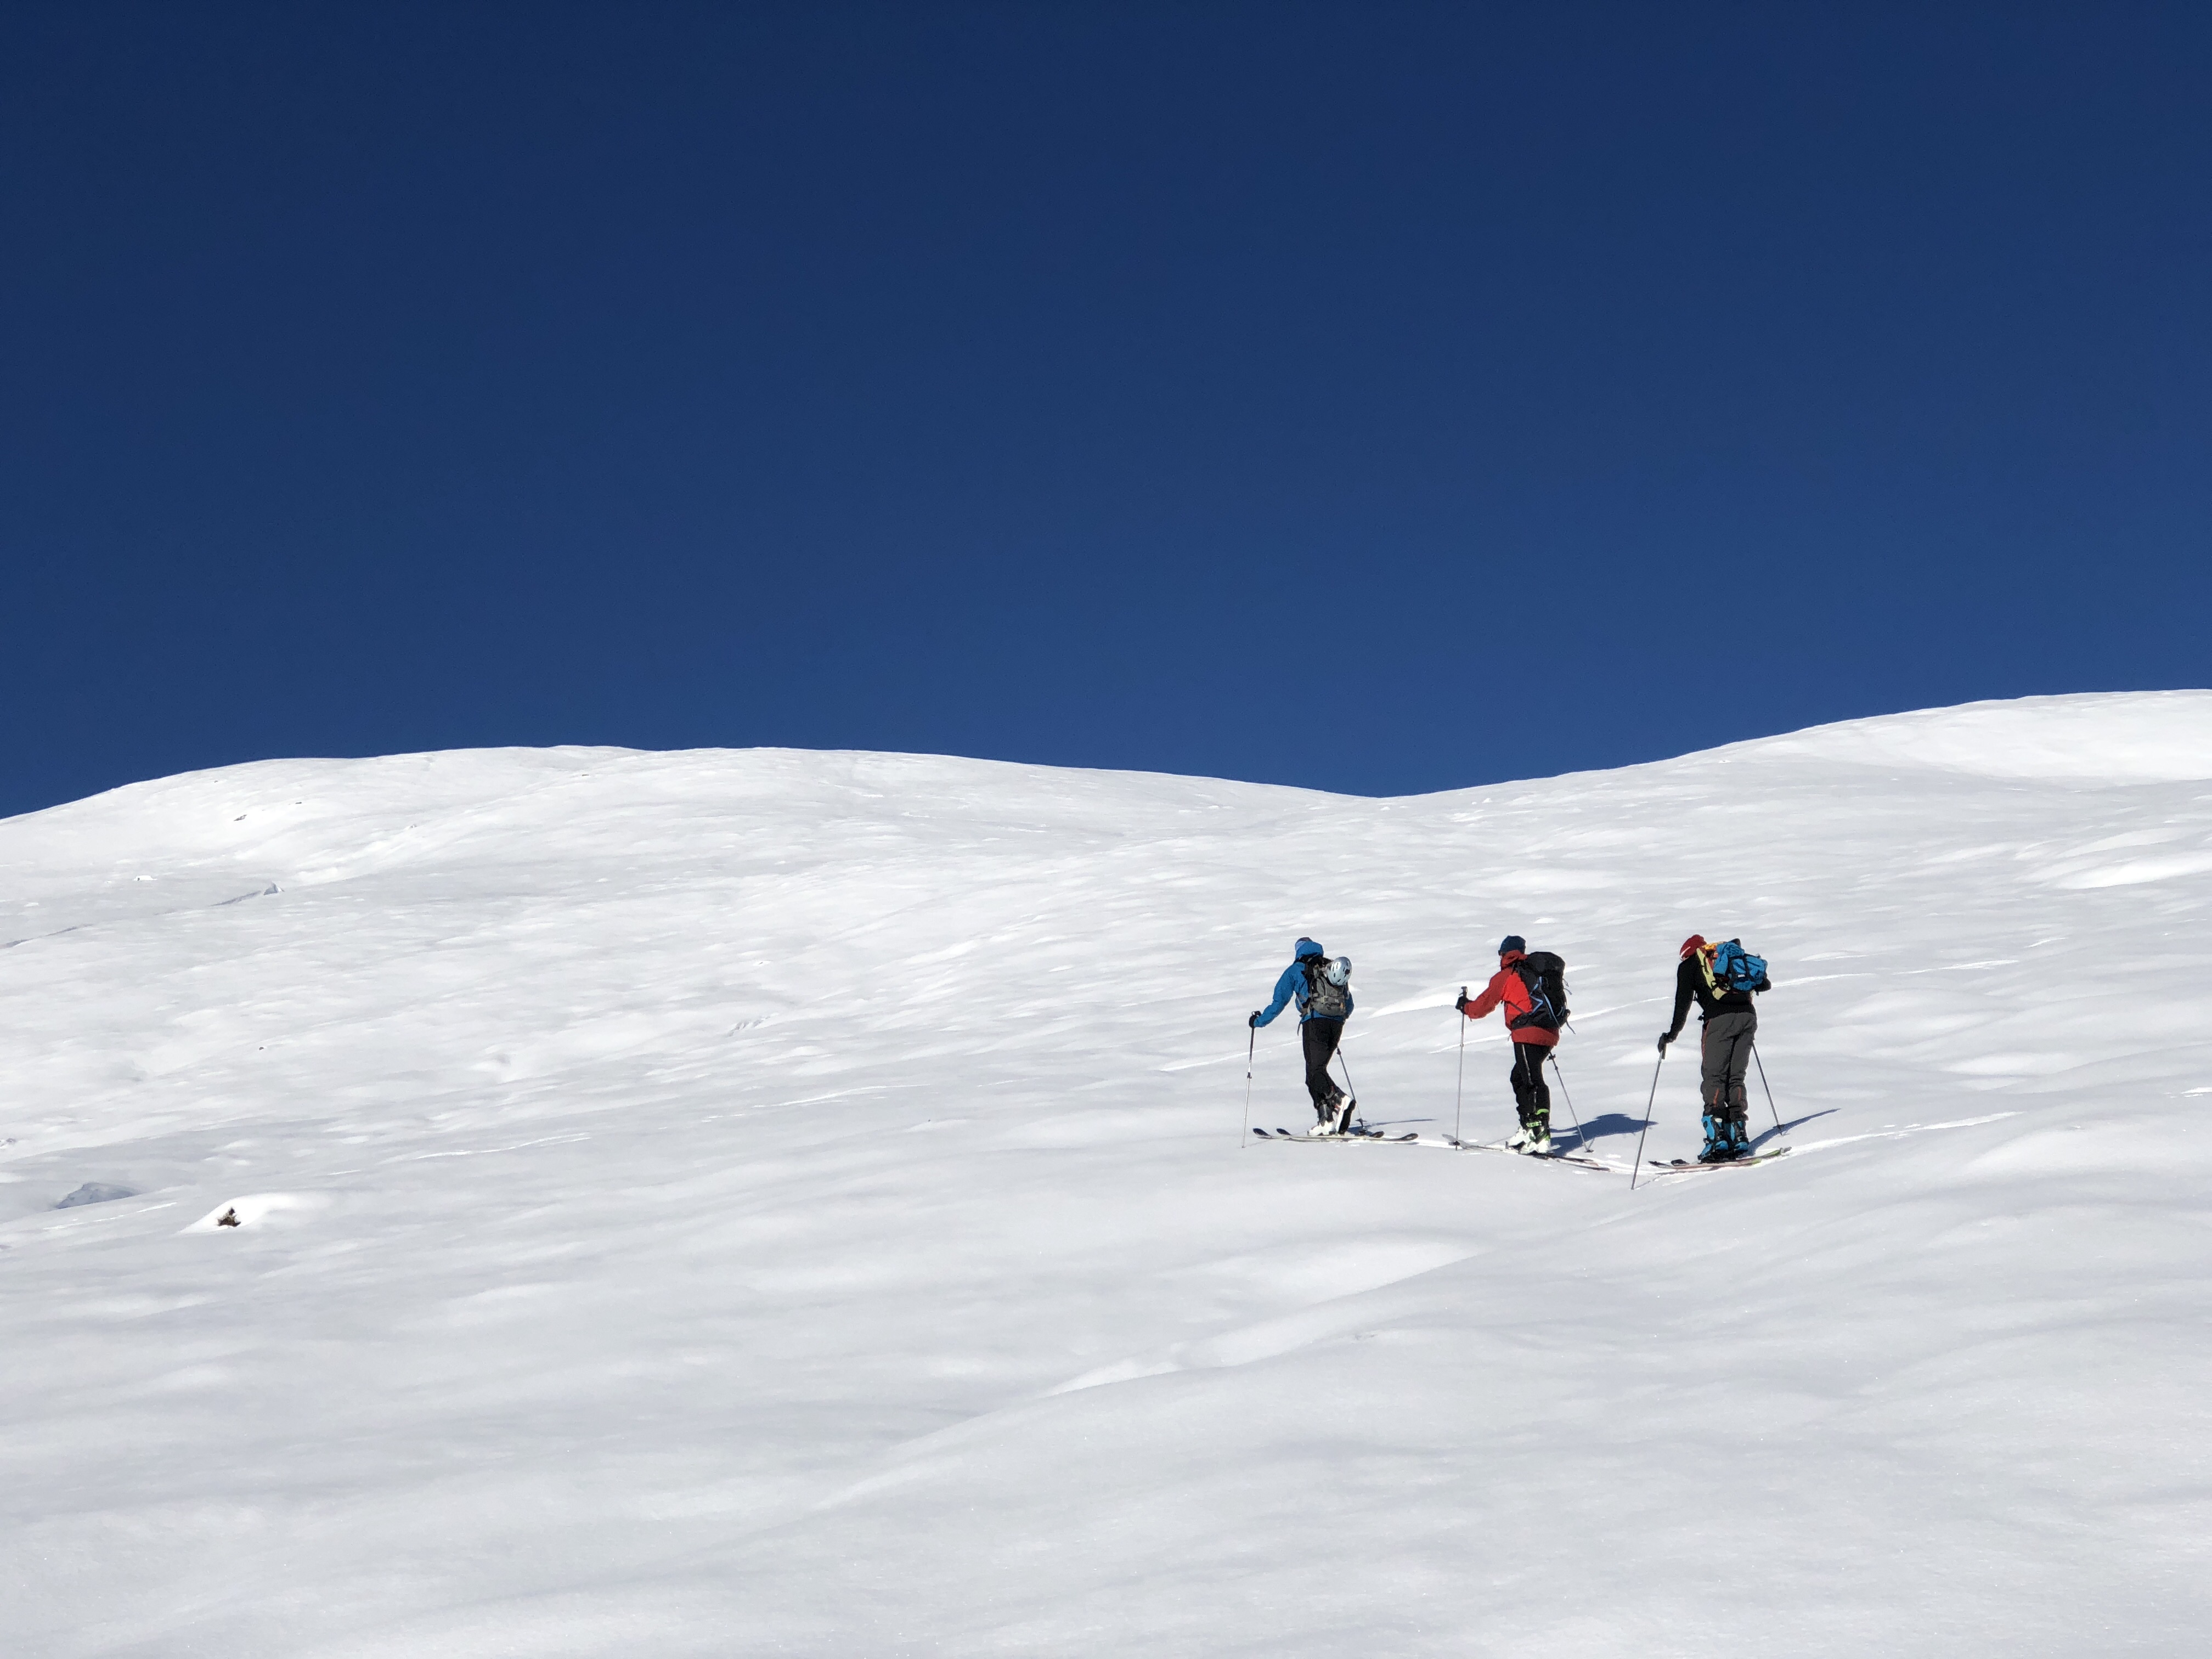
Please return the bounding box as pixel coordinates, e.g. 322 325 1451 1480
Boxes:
2 692 2209 1655
1728 688 2212 780
182 1192 329 1233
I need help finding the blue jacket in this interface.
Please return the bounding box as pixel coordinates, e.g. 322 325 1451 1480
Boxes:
1255 939 1351 1026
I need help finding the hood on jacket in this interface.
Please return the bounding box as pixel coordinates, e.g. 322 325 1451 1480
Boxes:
1294 937 1325 960
1498 948 1527 968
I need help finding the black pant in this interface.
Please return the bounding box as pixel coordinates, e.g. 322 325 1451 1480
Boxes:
1510 1043 1551 1127
1302 1018 1346 1113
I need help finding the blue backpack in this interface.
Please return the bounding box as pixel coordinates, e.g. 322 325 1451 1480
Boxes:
1712 939 1770 994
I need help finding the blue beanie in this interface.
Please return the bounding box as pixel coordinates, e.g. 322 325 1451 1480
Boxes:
1498 935 1526 956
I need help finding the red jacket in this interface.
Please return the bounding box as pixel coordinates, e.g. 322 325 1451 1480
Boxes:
1462 950 1558 1048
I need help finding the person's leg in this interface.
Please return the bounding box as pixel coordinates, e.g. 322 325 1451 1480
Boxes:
1518 1044 1553 1147
1697 1020 1729 1160
1301 1020 1329 1112
1507 1044 1548 1145
1700 1020 1731 1112
1507 1048 1534 1134
1318 1022 1353 1141
1724 1012 1757 1153
1302 1019 1344 1122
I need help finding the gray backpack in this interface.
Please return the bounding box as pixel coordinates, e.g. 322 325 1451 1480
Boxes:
1302 956 1351 1020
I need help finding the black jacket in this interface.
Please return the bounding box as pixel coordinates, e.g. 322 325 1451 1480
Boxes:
1664 952 1754 1041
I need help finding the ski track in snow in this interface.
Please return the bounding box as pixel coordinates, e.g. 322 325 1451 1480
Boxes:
2 692 2211 1655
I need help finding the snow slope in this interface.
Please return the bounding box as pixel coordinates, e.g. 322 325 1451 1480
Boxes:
3 691 2210 1657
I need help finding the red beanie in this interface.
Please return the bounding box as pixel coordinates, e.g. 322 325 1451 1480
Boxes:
1679 934 1707 960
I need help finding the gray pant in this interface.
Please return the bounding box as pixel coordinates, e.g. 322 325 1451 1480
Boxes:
1700 1009 1758 1113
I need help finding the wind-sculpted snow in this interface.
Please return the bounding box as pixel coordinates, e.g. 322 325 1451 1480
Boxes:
2 693 2209 1655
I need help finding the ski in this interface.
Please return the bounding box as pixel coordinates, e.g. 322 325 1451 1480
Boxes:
1250 1126 1622 1168
1645 1147 1792 1172
1442 1136 1621 1171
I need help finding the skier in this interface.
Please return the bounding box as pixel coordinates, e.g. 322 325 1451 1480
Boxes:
1250 938 1356 1135
1657 934 1765 1162
1454 935 1563 1152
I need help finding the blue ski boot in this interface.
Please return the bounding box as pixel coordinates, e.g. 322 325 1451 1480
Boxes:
1696 1111 1729 1164
1725 1107 1753 1160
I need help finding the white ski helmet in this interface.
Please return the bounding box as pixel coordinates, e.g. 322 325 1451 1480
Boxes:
1324 956 1351 987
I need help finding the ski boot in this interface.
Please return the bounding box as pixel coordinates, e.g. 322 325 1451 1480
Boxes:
1725 1104 1752 1160
1506 1120 1532 1151
1523 1110 1553 1155
1696 1111 1729 1164
1331 1094 1359 1136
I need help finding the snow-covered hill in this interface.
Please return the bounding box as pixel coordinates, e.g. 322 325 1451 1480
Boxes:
4 692 2210 1656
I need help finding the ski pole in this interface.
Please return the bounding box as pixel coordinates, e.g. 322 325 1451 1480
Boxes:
1334 1043 1357 1117
1453 989 1466 1144
1631 1046 1665 1192
1547 1053 1585 1151
1751 1040 1782 1133
1240 1024 1256 1148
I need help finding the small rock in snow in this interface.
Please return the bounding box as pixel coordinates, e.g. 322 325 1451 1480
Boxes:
56 1183 136 1209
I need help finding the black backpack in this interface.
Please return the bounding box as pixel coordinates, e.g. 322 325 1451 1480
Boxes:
1301 956 1351 1020
1508 951 1568 1034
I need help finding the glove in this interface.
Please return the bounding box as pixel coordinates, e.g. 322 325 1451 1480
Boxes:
1249 1011 1262 1028
1454 988 1470 1014
1657 1032 1672 1053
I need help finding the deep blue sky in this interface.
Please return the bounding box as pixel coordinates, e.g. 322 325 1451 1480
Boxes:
7 3 2210 817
